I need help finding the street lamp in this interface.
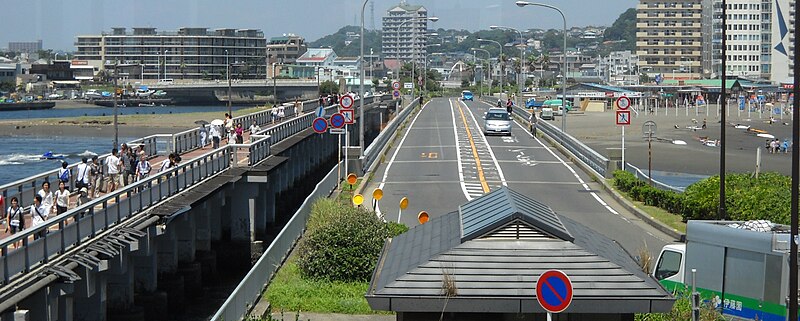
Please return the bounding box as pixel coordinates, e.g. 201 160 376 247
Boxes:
477 38 503 97
395 16 439 98
360 0 369 159
490 25 525 107
470 47 491 96
163 49 169 81
226 49 231 117
516 1 568 134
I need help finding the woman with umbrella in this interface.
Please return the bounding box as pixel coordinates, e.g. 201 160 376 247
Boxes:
210 119 225 149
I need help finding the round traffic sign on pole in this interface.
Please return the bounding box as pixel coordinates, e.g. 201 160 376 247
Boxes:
352 194 364 206
312 117 328 134
372 188 383 201
347 173 358 185
399 197 409 210
536 270 573 313
330 113 345 129
417 211 429 224
393 90 401 98
616 96 631 110
340 94 354 109
392 81 401 90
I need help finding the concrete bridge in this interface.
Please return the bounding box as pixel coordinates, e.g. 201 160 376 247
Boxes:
0 94 400 321
148 79 320 106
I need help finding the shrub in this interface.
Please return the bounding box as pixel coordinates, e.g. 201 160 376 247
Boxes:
613 170 685 216
297 199 407 282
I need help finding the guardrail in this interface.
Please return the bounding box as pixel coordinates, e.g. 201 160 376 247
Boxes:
210 162 340 321
362 98 419 173
624 163 684 193
1 147 231 284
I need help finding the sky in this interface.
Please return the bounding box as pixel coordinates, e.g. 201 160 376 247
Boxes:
1 0 637 51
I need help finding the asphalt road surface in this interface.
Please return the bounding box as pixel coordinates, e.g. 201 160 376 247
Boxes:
363 97 676 257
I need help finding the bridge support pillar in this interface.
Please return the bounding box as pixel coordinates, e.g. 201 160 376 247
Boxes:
230 182 259 242
195 202 212 252
133 226 159 293
156 226 178 274
106 249 136 315
55 282 75 321
18 283 64 321
73 267 106 321
254 182 269 239
175 213 196 264
208 194 223 242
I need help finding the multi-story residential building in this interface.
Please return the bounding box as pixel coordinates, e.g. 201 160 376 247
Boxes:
381 1 429 64
74 27 267 80
599 51 640 85
702 0 794 82
267 34 307 69
8 40 42 53
636 0 703 80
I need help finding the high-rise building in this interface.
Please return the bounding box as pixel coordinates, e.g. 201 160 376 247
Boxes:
636 0 703 80
702 0 794 82
381 1 429 64
8 40 43 53
74 27 267 80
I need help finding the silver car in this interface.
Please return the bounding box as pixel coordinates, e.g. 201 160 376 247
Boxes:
483 108 512 136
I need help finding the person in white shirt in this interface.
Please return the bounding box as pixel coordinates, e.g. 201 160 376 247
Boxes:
159 153 176 172
199 124 208 149
31 195 48 240
278 105 285 121
136 154 152 181
75 157 91 190
54 181 70 215
105 148 122 192
210 124 221 149
37 181 55 215
5 197 23 248
249 121 261 134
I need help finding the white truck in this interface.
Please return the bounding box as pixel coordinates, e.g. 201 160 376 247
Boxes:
652 220 796 321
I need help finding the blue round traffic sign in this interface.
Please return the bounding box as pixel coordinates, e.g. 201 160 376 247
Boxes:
330 113 345 129
393 90 401 97
312 117 328 134
536 270 573 313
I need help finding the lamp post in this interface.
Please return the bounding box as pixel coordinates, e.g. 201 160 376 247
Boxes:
516 1 567 134
163 49 169 81
478 38 502 97
470 48 491 96
360 0 369 159
225 49 232 117
395 17 439 98
490 25 525 107
272 62 281 104
423 43 440 97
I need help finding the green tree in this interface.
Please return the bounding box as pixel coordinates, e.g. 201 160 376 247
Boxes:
604 8 636 44
319 80 338 95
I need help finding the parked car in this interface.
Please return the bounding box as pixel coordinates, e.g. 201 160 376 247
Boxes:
483 108 512 136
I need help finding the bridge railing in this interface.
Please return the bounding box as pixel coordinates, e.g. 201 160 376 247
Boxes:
362 98 419 173
211 162 341 321
624 163 684 193
0 147 231 284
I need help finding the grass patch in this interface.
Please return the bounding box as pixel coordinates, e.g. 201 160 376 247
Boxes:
265 254 386 315
608 180 687 234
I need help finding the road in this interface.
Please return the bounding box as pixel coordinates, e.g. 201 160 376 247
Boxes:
364 97 675 256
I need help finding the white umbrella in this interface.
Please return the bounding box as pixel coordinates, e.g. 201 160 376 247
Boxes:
210 119 225 126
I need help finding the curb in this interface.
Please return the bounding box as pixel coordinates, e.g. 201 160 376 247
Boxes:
512 112 686 242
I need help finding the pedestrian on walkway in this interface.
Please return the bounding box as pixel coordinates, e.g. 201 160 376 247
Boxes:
319 95 325 108
159 153 176 172
5 197 24 244
235 123 244 144
55 181 70 215
271 105 278 123
294 98 301 116
249 121 261 134
529 109 538 137
57 161 71 188
210 124 221 149
224 113 234 143
119 143 132 186
31 195 48 240
135 153 152 181
37 181 55 216
75 157 90 191
199 123 208 149
278 104 285 121
105 148 122 192
90 155 103 197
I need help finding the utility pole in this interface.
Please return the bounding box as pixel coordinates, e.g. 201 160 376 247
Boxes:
113 61 119 149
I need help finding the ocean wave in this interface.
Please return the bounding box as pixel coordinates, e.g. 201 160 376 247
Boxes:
1 154 44 163
0 160 24 166
77 150 99 157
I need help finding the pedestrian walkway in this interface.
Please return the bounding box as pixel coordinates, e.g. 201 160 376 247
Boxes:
0 111 308 248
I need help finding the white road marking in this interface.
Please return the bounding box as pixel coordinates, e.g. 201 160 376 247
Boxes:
459 100 508 188
449 99 472 200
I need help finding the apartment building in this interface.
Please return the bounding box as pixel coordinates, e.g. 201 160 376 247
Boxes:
8 40 43 54
636 0 703 80
74 27 267 80
381 1 429 64
267 34 306 65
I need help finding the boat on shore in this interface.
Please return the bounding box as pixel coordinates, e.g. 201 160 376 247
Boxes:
0 101 56 111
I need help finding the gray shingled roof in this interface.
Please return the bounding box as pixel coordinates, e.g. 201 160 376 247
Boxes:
460 187 573 242
367 188 674 314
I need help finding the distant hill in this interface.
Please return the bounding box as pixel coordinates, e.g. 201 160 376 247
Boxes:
308 26 382 57
602 8 636 51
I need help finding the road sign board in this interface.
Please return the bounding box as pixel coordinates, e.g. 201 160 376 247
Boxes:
536 270 573 313
341 109 355 124
330 113 345 129
392 81 401 90
616 111 631 126
315 106 325 118
329 128 345 135
642 120 657 137
340 94 354 109
616 96 631 110
393 90 401 98
312 117 328 134
404 82 413 89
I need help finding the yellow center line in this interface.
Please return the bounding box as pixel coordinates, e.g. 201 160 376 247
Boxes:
453 98 490 193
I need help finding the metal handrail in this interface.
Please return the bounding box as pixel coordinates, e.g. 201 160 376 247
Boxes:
362 98 419 173
624 162 684 193
1 147 231 284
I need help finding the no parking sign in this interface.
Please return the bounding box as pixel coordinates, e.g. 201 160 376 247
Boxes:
536 270 573 313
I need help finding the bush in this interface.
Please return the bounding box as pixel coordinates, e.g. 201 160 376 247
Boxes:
615 170 792 224
297 199 407 282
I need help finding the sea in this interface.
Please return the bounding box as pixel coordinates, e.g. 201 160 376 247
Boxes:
0 105 247 185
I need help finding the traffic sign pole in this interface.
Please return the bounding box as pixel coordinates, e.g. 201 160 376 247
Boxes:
622 125 625 168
